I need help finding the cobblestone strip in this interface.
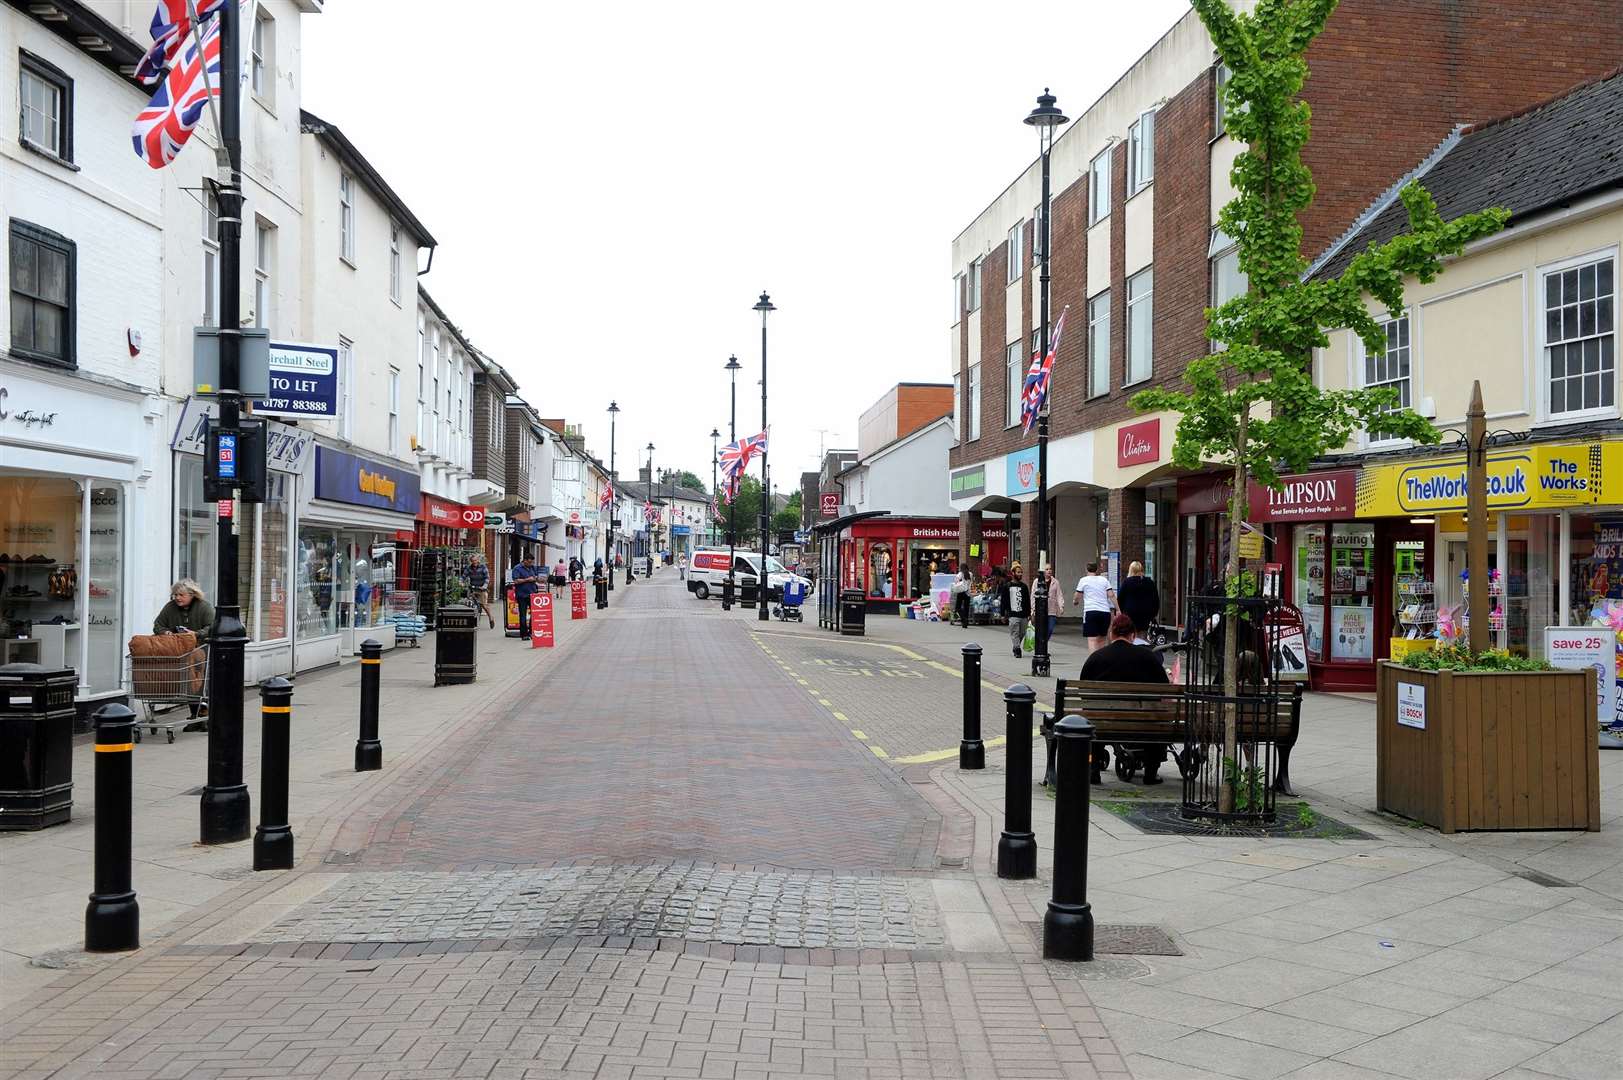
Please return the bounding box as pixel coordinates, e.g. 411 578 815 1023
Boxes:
253 866 946 950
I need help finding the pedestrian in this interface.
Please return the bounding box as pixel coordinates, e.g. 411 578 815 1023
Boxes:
1042 566 1064 642
593 558 608 609
568 556 584 582
466 554 496 629
1001 565 1031 658
153 579 214 728
551 558 567 598
512 554 539 636
1073 562 1117 652
1080 612 1171 784
678 553 688 581
950 567 972 627
1118 560 1160 640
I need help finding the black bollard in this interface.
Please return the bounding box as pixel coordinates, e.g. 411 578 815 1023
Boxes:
85 703 139 952
595 574 608 610
1043 714 1095 961
959 643 984 770
997 684 1038 879
253 678 294 871
721 574 734 611
355 639 382 772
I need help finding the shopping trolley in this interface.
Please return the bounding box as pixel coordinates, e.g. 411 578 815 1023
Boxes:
125 642 209 743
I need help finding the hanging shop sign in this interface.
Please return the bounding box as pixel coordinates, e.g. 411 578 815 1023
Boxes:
1116 418 1161 469
417 494 485 529
1356 442 1621 517
250 342 339 419
1006 446 1040 496
820 491 840 516
313 447 420 513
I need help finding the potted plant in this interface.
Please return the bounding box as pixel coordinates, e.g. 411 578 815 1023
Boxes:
1377 646 1600 832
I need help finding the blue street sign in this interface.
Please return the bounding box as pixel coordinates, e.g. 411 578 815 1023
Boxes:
217 432 238 479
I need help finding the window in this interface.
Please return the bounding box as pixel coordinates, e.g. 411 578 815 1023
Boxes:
1128 109 1156 194
1032 205 1042 267
339 172 356 264
952 273 964 319
952 372 961 441
968 362 982 440
18 53 71 162
1127 268 1153 384
1363 315 1412 441
1545 255 1616 418
249 10 273 101
1089 150 1111 224
8 220 74 367
389 220 402 303
416 315 427 448
337 337 354 439
1007 222 1023 283
1087 291 1110 398
1209 229 1247 352
1214 62 1231 136
1006 341 1024 427
253 220 273 329
388 367 401 454
202 187 219 326
968 258 983 312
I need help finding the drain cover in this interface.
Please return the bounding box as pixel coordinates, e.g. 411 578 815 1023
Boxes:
1025 921 1182 956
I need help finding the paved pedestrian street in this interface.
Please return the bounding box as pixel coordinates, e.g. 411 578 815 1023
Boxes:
4 576 1622 1080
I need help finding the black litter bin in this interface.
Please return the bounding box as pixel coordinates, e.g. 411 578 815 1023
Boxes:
0 662 76 830
741 575 759 609
434 604 479 686
840 589 867 636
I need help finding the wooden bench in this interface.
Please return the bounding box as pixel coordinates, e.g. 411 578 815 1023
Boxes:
1045 680 1305 793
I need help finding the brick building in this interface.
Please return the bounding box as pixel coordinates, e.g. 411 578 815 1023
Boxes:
946 0 1623 617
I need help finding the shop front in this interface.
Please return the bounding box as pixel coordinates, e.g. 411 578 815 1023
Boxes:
302 446 421 666
414 493 485 549
2 365 156 721
835 517 1009 611
172 397 314 684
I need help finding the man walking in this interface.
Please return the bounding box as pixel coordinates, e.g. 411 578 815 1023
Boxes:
1001 565 1031 659
512 553 539 637
467 554 496 629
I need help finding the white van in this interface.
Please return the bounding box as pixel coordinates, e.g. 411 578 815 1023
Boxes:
687 548 811 602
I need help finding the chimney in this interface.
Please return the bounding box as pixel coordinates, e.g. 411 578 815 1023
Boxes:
639 465 650 483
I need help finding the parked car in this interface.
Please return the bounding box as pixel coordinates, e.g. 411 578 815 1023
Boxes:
687 548 811 602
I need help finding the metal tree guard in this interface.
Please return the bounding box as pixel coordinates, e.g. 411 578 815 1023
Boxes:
1178 592 1282 824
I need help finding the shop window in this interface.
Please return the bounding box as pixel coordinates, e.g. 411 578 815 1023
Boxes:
175 457 216 595
8 219 75 368
1544 255 1615 419
1087 291 1110 398
1329 524 1375 662
1 476 84 673
1391 537 1434 643
1294 524 1326 661
868 541 896 599
297 527 340 638
83 485 124 693
1364 315 1411 441
255 474 291 641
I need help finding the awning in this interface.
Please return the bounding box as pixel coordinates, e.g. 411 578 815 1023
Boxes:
813 510 889 536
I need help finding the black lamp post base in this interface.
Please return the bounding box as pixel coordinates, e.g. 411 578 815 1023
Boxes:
252 824 294 871
1043 900 1094 961
1031 653 1051 677
959 739 985 770
85 891 139 952
997 831 1037 879
199 784 250 845
355 740 382 772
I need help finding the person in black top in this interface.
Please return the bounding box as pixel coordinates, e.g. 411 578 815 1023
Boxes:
1000 566 1032 658
1080 612 1171 783
1117 560 1160 638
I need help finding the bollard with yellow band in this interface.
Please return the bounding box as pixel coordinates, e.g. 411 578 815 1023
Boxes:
355 638 382 772
86 702 139 952
253 677 294 871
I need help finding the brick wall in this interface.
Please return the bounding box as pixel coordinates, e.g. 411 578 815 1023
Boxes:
896 385 954 441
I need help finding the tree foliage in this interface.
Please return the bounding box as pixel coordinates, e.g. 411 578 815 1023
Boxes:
1130 0 1508 491
774 490 803 535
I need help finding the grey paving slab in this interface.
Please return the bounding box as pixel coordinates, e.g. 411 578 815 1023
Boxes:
1333 1016 1552 1080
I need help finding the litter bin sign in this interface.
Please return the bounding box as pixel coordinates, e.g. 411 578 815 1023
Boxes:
840 589 867 636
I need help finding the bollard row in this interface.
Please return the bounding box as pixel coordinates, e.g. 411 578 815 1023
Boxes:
253 678 294 871
959 643 984 770
997 684 1037 880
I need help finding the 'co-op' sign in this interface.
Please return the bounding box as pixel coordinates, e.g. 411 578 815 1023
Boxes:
252 343 338 419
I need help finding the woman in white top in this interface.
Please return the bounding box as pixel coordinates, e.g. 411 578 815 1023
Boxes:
1073 562 1117 651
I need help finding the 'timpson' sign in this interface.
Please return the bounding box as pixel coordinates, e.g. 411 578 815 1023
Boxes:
1251 469 1358 522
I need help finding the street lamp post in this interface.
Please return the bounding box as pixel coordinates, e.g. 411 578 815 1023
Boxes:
710 428 721 547
726 354 741 610
753 292 775 622
607 401 619 596
646 442 657 574
1026 89 1069 679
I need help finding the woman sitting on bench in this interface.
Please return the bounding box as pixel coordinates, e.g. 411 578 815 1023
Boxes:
1080 613 1171 784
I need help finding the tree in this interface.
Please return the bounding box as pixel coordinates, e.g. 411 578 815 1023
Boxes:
774 491 802 535
672 470 706 493
727 475 763 544
1129 0 1508 808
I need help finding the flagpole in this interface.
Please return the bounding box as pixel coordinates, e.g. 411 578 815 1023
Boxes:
200 0 250 844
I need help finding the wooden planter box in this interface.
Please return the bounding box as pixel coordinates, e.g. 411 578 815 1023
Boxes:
1376 663 1601 832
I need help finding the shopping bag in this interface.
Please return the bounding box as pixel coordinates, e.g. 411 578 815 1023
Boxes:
1023 623 1036 653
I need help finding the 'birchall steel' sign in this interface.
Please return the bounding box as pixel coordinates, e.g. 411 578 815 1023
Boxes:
1117 419 1161 469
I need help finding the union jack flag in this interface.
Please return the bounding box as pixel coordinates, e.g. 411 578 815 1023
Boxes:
132 8 221 168
135 0 228 85
720 429 769 485
599 483 613 512
710 494 725 521
1020 306 1069 435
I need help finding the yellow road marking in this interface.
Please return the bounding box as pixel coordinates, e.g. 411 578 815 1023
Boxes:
750 629 925 660
851 729 868 740
818 699 834 707
796 678 809 685
832 711 850 723
869 745 890 759
891 727 1042 765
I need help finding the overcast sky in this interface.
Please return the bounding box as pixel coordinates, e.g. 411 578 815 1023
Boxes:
302 0 1191 491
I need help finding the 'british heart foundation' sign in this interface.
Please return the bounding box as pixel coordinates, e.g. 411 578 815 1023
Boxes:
1117 418 1161 469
